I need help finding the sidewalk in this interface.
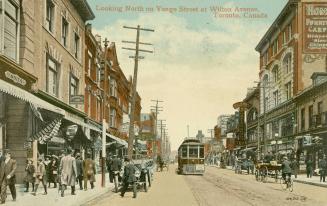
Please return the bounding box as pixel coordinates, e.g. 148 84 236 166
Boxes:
209 165 327 188
293 174 327 188
5 173 113 206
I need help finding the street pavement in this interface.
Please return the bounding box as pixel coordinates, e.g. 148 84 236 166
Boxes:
83 165 198 206
4 173 113 206
185 166 327 206
85 165 327 206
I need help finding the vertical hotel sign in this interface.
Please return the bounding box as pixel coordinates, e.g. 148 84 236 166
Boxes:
303 3 327 53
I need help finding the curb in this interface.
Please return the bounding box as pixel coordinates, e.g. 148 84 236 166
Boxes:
293 179 327 188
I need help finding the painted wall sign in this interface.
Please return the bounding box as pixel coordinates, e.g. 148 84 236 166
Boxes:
303 3 327 53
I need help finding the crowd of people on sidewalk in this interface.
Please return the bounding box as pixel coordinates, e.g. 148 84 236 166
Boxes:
0 147 154 204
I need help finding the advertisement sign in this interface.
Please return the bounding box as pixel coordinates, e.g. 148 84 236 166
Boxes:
303 3 327 53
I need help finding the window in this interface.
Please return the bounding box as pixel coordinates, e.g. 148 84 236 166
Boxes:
283 54 292 74
47 56 59 96
309 105 313 128
263 52 268 66
273 90 279 106
288 23 292 40
88 94 91 115
317 101 323 126
109 78 117 97
46 0 54 32
199 146 204 158
181 147 187 158
272 66 279 82
285 81 292 100
97 98 101 121
3 0 19 60
188 146 198 158
301 108 305 131
110 108 116 127
69 74 78 96
87 51 92 76
282 31 286 45
74 32 80 59
96 58 101 83
61 17 68 47
272 39 278 56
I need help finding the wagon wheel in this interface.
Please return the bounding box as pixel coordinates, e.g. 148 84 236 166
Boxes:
274 170 279 183
255 169 260 181
262 166 268 183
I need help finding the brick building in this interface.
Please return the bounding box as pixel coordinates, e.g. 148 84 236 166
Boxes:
255 0 327 156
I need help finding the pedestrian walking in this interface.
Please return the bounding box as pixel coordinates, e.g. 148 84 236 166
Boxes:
32 158 47 196
318 155 327 182
306 157 313 178
83 153 96 191
24 159 35 192
290 157 299 179
75 153 84 190
59 148 77 197
49 155 59 188
107 154 113 183
0 149 17 204
120 157 137 198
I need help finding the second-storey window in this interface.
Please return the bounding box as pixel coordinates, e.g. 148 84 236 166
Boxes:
110 108 116 128
273 90 279 107
272 39 278 56
109 78 117 97
46 56 59 97
46 0 54 32
61 17 68 47
285 81 292 100
4 0 19 60
69 74 78 96
309 105 313 128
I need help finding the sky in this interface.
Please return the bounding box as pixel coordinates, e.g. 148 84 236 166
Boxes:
88 0 288 150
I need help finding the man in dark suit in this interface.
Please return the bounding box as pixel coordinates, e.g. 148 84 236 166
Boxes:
0 149 17 204
75 153 84 190
120 157 137 198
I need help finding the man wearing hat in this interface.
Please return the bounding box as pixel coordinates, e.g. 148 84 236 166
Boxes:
32 158 47 196
0 149 17 204
59 148 77 197
75 153 84 190
281 156 292 183
120 157 137 198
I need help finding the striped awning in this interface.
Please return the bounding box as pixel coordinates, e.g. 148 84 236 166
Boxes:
31 118 62 144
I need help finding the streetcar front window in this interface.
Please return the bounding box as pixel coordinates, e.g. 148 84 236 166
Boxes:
182 147 187 158
188 146 198 158
199 147 204 158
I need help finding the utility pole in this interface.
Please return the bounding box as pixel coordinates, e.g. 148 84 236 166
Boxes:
208 129 214 139
123 25 154 159
101 38 109 187
151 99 163 159
158 119 166 157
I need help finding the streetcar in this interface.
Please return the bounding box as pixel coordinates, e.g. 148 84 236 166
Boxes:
177 139 205 175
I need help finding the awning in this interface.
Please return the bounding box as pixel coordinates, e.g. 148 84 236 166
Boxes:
241 147 257 152
106 133 128 147
64 111 102 133
0 79 65 115
30 118 62 144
